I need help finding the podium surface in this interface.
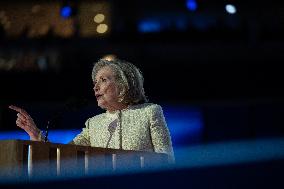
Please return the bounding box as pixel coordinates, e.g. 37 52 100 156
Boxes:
0 140 169 177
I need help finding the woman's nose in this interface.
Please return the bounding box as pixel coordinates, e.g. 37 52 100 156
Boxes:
94 84 99 92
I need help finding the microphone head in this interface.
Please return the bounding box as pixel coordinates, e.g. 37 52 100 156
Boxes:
108 119 118 133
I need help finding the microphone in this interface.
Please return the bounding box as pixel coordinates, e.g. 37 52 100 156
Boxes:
43 97 89 142
44 120 51 142
105 119 118 148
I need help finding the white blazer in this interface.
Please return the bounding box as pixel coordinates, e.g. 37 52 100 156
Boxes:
72 103 174 162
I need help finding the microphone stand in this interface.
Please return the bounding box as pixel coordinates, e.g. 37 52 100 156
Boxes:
43 113 60 142
42 97 89 142
44 120 51 142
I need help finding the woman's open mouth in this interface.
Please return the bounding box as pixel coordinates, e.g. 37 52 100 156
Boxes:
96 94 103 100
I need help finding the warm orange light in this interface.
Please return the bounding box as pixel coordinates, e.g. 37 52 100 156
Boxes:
96 24 108 33
93 13 105 23
102 54 117 61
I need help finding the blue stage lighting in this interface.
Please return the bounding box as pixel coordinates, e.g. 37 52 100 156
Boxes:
163 105 203 147
0 130 80 144
138 20 162 33
186 0 198 11
60 6 72 18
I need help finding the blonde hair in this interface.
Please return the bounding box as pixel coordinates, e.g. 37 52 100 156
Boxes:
92 58 148 105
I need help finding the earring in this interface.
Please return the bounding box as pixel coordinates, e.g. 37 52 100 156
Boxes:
118 97 124 102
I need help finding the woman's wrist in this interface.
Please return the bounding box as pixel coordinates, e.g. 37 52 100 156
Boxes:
30 129 45 141
37 130 44 141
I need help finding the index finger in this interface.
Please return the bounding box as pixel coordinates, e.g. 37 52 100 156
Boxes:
9 105 30 118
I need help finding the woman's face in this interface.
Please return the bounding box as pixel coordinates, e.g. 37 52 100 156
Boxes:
93 66 121 111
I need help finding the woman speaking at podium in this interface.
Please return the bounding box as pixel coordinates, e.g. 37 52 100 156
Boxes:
9 58 174 162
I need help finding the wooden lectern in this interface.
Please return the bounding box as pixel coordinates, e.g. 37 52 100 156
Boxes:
0 140 169 178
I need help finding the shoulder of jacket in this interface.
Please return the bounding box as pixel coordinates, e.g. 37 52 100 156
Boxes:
145 103 162 110
137 103 163 114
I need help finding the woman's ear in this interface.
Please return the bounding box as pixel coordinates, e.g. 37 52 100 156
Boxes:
117 86 126 102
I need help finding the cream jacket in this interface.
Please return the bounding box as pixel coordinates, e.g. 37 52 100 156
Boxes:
72 103 174 162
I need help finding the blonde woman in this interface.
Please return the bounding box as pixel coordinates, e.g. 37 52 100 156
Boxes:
9 58 174 162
